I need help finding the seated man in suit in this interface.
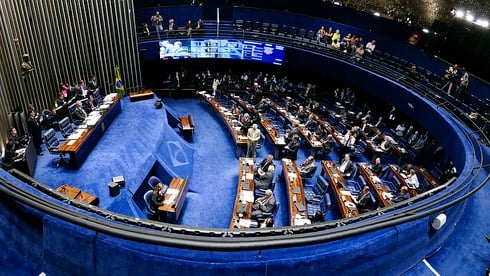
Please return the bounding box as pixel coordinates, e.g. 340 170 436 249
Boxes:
304 114 318 131
285 122 300 144
352 185 375 213
388 186 410 204
370 157 383 176
252 189 276 217
255 165 275 190
255 154 274 179
283 135 300 160
254 98 268 114
321 133 336 155
72 100 88 125
379 135 393 152
299 155 316 179
338 153 355 178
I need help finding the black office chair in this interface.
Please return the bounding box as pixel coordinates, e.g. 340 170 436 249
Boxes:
58 117 75 138
42 128 68 168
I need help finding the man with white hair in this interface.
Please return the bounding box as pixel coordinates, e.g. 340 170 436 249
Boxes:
252 189 276 216
246 123 261 160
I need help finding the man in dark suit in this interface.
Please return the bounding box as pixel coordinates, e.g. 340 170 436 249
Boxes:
72 100 87 125
299 155 316 178
371 157 383 176
27 110 43 155
255 165 274 190
338 153 355 177
283 135 300 160
285 122 300 144
353 185 374 213
255 154 274 179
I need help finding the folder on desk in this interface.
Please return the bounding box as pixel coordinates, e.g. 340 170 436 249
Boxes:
294 202 306 212
245 173 254 180
293 186 301 194
240 190 254 203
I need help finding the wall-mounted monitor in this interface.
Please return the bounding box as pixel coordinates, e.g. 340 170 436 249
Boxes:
159 39 284 65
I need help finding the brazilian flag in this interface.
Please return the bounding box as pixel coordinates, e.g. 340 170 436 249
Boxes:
115 66 125 95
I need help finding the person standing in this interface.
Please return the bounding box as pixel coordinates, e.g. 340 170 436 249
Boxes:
151 11 163 38
246 124 261 160
27 110 43 155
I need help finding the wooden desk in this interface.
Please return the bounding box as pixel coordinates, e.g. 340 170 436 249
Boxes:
179 114 194 141
129 89 154 102
388 164 419 197
9 137 38 176
321 161 359 218
230 158 256 229
158 177 189 223
358 163 391 207
415 166 439 190
201 93 247 157
56 184 99 205
269 102 324 157
58 94 122 168
282 159 308 226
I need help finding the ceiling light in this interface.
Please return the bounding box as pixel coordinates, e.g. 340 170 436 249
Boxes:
476 19 489 28
466 14 474 22
373 12 380 17
422 28 430 33
455 10 464 18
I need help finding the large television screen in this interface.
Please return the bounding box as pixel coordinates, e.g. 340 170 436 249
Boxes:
159 39 285 65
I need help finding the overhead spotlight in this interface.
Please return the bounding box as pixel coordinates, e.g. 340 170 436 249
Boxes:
455 10 465 18
476 19 489 28
333 1 341 6
466 13 474 22
422 28 430 34
373 12 380 17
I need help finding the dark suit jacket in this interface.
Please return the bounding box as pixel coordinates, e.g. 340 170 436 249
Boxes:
300 162 317 178
284 140 300 160
150 192 164 211
72 107 87 125
339 160 355 176
27 116 42 149
255 171 273 190
257 158 274 173
371 163 383 176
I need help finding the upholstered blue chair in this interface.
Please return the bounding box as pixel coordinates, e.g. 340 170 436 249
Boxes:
58 117 74 138
42 128 68 168
148 176 162 189
143 190 156 219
